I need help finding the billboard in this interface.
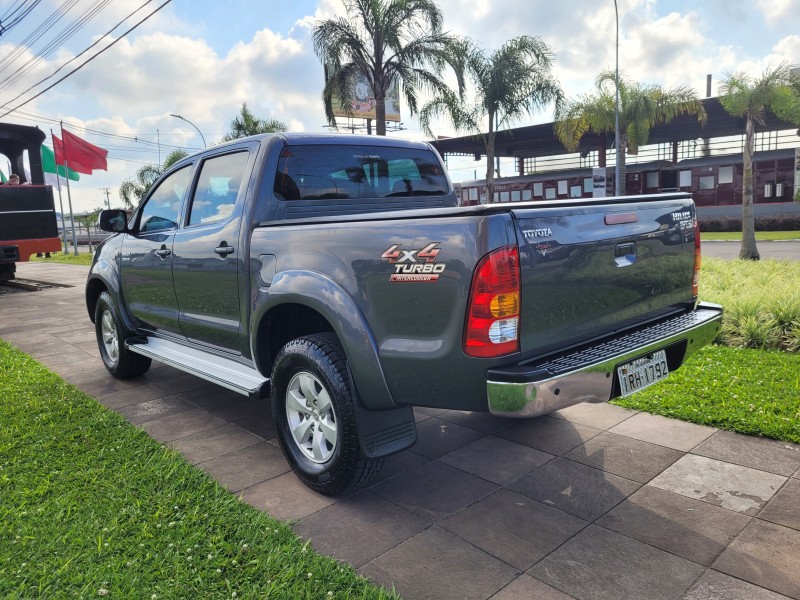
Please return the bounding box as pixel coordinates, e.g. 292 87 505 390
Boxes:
328 69 401 122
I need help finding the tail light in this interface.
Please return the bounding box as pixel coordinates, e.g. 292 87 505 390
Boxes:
464 246 520 358
693 217 701 301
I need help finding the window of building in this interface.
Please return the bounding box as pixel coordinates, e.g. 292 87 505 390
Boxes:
570 185 582 198
557 180 568 195
718 166 733 184
583 178 593 193
646 171 659 189
522 189 532 201
511 190 521 202
500 191 510 202
679 170 692 188
545 187 556 199
469 187 478 202
533 182 543 197
699 175 715 190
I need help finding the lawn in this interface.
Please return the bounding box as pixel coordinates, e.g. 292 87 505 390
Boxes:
29 251 94 267
0 340 397 599
614 345 800 444
701 231 800 241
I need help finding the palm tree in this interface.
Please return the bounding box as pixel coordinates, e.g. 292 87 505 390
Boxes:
719 65 800 260
420 36 562 201
221 103 287 142
555 72 706 195
314 0 462 136
119 149 187 210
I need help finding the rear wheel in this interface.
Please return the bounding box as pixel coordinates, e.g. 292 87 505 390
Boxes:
271 333 383 495
95 291 151 379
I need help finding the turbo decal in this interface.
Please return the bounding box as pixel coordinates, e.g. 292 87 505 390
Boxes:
381 242 446 281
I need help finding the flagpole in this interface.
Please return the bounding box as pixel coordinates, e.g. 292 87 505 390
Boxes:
50 130 70 254
61 121 80 257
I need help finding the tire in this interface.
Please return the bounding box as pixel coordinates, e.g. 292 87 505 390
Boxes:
95 291 151 379
271 333 384 495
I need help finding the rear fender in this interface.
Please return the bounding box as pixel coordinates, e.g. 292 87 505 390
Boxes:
252 269 396 411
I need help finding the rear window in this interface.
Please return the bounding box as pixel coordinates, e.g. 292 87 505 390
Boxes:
274 145 448 201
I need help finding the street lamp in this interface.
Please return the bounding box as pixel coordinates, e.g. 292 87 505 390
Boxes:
170 113 206 148
614 0 622 196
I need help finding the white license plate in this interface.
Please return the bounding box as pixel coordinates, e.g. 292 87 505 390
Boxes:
617 350 669 397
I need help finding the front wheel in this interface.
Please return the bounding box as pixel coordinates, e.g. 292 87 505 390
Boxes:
95 291 151 379
271 333 383 495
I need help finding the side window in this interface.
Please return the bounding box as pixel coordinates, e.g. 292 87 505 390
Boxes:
188 151 249 226
138 166 191 233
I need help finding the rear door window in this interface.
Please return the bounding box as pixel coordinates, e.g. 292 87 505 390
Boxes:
274 145 448 201
187 151 249 226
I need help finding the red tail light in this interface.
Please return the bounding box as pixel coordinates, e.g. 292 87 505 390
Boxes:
464 246 520 358
693 217 701 301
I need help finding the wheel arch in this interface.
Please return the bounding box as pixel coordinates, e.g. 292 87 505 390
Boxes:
252 270 396 411
86 260 137 333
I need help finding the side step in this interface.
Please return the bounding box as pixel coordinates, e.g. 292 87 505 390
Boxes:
126 337 269 399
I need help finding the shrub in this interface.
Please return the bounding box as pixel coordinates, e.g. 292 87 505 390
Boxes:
699 213 800 232
700 258 800 352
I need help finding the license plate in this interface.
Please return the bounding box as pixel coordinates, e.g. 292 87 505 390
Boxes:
617 350 669 397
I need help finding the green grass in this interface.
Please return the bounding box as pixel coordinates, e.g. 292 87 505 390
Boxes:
701 231 800 241
614 345 800 444
29 251 94 266
699 258 800 352
0 340 397 599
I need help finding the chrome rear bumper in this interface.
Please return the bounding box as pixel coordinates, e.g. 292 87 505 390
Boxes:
487 303 723 417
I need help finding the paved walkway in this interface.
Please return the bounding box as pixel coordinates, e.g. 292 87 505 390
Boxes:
3 262 800 600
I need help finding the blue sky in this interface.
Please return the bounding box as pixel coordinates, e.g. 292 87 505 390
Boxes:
0 0 798 210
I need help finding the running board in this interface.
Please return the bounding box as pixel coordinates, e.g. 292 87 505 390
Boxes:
126 337 269 399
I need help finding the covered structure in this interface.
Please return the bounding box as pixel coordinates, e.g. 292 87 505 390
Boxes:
429 97 799 170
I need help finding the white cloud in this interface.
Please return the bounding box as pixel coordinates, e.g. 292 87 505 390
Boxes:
756 0 800 26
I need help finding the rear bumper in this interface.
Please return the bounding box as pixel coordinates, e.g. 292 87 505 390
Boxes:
487 302 723 417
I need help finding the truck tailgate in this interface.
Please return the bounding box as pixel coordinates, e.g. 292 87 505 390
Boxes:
513 197 696 359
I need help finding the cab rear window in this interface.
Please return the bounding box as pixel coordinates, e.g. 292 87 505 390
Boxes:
274 145 448 200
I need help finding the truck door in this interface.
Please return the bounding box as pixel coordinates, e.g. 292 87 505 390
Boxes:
120 165 192 337
171 149 251 353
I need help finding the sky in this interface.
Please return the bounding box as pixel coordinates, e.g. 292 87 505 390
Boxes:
0 0 798 212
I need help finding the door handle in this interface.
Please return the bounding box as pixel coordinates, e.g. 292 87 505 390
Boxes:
214 242 235 256
155 246 171 258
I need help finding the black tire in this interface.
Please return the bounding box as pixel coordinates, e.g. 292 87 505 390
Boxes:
271 332 384 495
95 291 151 379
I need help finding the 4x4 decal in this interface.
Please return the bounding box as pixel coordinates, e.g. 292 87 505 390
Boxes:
381 242 446 282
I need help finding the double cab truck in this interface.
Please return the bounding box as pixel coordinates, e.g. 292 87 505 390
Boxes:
87 133 723 495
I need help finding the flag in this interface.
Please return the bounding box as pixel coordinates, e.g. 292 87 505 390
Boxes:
53 128 108 174
0 171 6 183
41 145 80 186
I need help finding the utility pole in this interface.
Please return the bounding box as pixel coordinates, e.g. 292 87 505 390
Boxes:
100 187 111 209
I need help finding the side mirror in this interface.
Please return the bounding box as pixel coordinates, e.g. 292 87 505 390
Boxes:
99 209 129 233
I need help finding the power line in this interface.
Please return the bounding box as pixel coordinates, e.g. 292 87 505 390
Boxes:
0 0 172 119
0 0 40 37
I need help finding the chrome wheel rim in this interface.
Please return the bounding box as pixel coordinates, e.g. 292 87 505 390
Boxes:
100 309 119 365
285 371 338 464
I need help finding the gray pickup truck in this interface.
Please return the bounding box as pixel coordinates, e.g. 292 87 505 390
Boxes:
87 133 722 494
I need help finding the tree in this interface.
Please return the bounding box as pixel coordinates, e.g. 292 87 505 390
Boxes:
221 103 287 142
119 149 187 210
719 65 800 260
74 208 103 251
555 72 706 195
420 36 562 201
314 0 462 136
